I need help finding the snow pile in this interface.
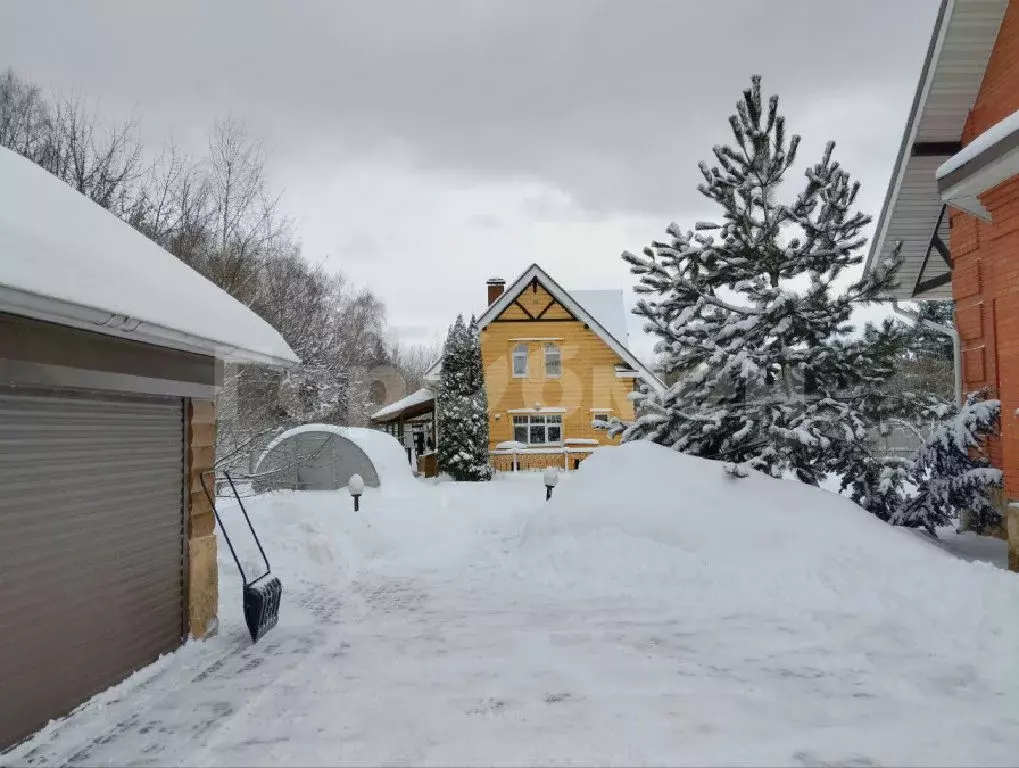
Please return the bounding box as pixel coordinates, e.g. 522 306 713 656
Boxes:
518 442 1019 654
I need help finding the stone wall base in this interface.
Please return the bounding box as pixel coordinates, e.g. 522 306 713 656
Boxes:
188 534 219 638
1008 503 1019 573
187 398 219 639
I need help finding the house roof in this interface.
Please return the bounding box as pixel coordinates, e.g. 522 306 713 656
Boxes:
570 289 629 345
0 147 299 367
370 387 435 423
864 0 1008 299
475 264 663 393
936 105 1019 217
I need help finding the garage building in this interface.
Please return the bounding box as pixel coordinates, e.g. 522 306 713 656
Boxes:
0 147 299 749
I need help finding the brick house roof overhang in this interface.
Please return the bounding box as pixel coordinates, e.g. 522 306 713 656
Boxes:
864 0 1009 300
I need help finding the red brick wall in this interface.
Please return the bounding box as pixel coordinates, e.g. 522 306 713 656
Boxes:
951 0 1019 497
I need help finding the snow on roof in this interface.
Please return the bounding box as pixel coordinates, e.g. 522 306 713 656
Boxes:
936 106 1019 180
935 106 1019 220
259 423 416 490
370 387 435 421
0 148 299 367
570 289 628 345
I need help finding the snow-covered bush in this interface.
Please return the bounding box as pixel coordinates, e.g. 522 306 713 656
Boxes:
437 315 492 482
893 392 1002 535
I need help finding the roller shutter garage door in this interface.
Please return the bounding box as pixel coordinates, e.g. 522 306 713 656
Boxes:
0 389 186 749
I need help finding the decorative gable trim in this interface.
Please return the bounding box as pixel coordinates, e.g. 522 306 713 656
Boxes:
476 263 664 393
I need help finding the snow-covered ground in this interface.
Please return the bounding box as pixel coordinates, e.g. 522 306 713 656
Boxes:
6 443 1019 767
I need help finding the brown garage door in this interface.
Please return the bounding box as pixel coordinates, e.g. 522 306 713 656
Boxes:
0 388 186 750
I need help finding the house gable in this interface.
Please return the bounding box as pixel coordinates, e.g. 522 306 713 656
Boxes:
493 280 577 323
479 264 662 393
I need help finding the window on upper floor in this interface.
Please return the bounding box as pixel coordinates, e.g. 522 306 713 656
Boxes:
544 342 562 378
512 343 529 377
591 410 611 427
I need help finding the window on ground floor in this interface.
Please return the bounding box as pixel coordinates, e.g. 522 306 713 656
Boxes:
512 413 562 445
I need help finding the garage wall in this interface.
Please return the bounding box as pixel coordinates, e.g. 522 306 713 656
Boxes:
186 398 219 638
0 312 219 639
0 389 186 749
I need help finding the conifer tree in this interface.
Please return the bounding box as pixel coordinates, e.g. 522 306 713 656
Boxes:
437 314 492 481
893 392 1002 535
621 75 903 489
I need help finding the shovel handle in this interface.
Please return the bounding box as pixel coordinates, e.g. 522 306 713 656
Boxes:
200 470 249 586
224 471 274 580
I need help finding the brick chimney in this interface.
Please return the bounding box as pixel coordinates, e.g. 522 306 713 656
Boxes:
487 277 506 305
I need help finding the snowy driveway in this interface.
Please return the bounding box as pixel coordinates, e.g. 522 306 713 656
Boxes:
6 447 1019 767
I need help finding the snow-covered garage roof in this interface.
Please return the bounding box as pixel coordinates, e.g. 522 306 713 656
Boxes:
864 0 1009 299
0 148 299 367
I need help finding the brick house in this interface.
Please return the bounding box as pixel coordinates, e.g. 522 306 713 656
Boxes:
866 0 1019 565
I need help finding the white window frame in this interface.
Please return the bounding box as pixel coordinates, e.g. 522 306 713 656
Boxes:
512 343 529 378
591 409 611 426
544 342 562 379
512 413 563 446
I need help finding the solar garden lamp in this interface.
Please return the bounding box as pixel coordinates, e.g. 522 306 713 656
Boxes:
544 467 559 501
348 473 364 511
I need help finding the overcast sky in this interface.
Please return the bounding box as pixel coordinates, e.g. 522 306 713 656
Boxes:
0 1 939 361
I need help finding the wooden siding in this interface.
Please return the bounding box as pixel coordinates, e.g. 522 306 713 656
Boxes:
490 450 594 473
186 398 218 639
483 285 636 451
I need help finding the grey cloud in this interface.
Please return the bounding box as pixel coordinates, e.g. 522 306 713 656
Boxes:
1 0 939 217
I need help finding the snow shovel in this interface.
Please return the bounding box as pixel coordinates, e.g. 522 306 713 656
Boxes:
201 470 283 643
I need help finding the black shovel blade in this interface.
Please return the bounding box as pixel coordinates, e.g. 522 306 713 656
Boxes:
243 576 282 643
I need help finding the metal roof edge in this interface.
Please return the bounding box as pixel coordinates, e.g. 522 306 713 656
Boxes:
865 0 955 277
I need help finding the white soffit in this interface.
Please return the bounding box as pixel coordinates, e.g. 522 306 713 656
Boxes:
865 0 1008 300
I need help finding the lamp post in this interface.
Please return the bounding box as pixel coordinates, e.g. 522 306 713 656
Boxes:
348 473 364 511
544 467 559 501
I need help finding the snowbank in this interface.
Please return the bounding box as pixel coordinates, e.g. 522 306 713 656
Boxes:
518 442 1019 645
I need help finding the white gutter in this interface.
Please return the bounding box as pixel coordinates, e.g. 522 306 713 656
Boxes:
0 284 300 369
892 301 962 405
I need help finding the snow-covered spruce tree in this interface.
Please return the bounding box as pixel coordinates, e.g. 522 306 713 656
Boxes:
621 75 903 489
893 392 1003 535
437 315 492 481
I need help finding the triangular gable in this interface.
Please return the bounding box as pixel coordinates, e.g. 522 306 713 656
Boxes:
477 263 664 393
492 280 578 322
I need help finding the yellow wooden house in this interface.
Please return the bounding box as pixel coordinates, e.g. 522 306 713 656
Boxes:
372 264 663 473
